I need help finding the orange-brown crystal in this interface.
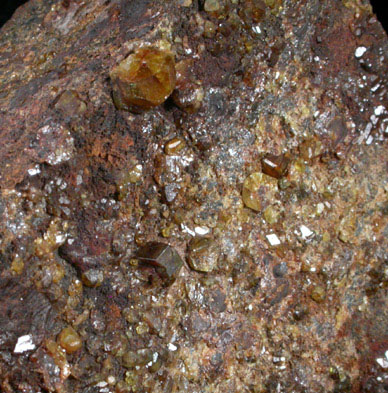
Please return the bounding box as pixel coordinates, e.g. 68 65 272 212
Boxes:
110 47 176 112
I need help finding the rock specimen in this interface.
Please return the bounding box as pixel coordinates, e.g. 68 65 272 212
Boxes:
0 0 387 392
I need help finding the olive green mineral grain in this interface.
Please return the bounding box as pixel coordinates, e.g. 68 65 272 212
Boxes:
204 0 221 12
311 286 326 303
187 237 220 272
242 172 279 212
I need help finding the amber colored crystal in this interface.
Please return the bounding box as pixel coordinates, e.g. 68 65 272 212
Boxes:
261 154 289 179
242 172 278 212
57 326 82 354
110 47 176 112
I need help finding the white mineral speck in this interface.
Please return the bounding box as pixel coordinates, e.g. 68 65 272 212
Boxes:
228 148 237 157
14 335 35 353
375 105 385 116
59 196 70 204
266 233 281 246
355 46 367 58
28 165 41 176
279 365 287 370
181 224 196 236
41 125 51 134
55 234 67 244
62 207 71 216
370 114 378 125
195 226 210 235
299 225 313 239
168 343 178 351
376 351 388 368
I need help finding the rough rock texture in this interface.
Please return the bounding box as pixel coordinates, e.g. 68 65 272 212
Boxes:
0 0 387 392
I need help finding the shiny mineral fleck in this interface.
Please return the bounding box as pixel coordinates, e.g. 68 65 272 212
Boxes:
14 335 36 353
164 138 185 155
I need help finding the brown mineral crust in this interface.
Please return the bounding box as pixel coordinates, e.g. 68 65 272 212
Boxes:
0 0 387 392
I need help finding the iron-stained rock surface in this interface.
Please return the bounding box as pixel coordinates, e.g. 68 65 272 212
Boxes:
0 0 387 392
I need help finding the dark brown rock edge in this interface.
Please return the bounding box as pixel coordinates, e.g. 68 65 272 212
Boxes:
0 0 387 392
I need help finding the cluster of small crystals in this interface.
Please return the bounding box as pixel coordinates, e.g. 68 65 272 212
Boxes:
0 0 387 392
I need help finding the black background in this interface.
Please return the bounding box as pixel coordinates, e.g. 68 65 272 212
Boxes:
370 0 387 32
0 1 387 35
0 0 29 28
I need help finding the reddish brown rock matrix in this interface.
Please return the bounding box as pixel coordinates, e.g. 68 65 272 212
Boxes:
0 1 387 392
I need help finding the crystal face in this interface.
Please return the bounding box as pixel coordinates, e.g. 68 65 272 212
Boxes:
136 242 183 283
